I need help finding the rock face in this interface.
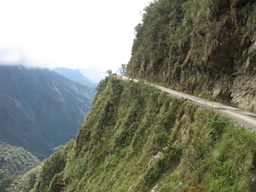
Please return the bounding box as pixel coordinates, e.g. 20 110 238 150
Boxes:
230 33 256 111
127 0 256 111
210 31 256 111
210 32 256 110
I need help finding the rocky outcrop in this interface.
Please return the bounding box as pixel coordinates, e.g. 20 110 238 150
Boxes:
229 33 256 111
212 31 256 111
127 0 256 111
210 32 256 110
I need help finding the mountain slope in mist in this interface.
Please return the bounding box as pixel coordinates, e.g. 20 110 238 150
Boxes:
0 65 96 159
53 67 94 83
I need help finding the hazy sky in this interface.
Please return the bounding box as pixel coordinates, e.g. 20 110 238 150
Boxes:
0 0 152 75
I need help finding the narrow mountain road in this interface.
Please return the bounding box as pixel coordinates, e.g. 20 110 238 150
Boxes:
120 76 256 131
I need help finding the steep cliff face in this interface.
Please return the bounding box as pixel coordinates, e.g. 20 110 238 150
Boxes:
17 77 256 192
127 0 256 111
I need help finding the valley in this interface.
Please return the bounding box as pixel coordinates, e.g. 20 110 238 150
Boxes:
0 66 96 159
1 0 256 191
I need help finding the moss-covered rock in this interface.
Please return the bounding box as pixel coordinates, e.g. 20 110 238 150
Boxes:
128 0 256 111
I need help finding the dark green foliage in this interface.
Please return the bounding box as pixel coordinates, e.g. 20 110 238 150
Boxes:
96 77 109 92
0 177 13 192
5 165 42 192
114 122 139 149
208 113 228 141
5 140 74 192
128 0 256 101
31 140 75 192
0 65 96 159
0 142 39 179
0 142 39 191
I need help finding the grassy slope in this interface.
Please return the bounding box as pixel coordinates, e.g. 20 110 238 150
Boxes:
36 77 256 192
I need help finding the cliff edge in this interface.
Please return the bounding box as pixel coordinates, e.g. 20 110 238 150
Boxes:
127 0 256 111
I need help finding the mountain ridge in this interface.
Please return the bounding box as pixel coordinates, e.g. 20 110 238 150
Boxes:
0 65 96 159
53 67 95 83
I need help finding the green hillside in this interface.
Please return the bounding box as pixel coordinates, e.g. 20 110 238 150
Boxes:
0 142 39 178
0 65 96 159
0 142 39 191
11 77 256 191
4 140 74 192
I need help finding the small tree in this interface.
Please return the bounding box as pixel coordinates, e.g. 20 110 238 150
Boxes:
118 64 127 75
107 69 112 76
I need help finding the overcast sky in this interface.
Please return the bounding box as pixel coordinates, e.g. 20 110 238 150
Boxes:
0 0 152 80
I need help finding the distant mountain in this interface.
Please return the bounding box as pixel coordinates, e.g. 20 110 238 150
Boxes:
53 67 94 83
80 67 106 83
0 65 96 159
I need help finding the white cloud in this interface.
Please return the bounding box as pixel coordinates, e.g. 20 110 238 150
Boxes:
0 50 22 65
0 0 152 72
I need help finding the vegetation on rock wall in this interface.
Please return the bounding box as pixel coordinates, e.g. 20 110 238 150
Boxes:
128 0 256 110
23 77 256 191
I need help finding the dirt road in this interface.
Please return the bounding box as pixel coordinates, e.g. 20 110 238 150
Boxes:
120 76 256 131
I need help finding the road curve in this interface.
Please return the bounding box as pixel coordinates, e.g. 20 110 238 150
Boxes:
120 76 256 131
